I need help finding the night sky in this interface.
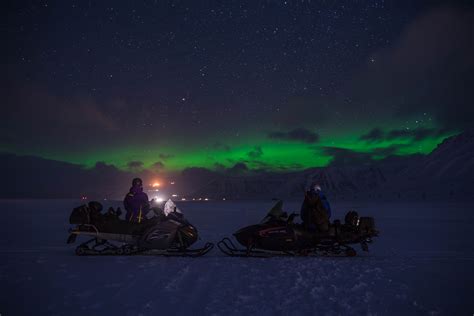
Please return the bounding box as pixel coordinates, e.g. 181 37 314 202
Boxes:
3 0 473 173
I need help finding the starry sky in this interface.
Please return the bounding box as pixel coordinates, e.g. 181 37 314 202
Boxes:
3 0 473 173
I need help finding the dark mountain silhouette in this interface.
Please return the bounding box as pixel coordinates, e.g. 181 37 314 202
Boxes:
0 153 131 199
1 131 472 200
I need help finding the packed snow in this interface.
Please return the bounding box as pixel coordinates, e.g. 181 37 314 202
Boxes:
0 199 473 315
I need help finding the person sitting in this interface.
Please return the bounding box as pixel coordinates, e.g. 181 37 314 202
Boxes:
104 206 122 221
300 183 332 232
123 178 150 223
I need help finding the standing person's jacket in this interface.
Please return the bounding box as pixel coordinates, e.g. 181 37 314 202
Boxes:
300 190 331 231
123 185 150 223
317 190 331 219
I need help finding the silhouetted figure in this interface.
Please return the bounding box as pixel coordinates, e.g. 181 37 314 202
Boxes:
300 183 332 232
124 178 150 223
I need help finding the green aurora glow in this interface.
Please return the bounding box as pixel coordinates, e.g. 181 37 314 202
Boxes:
17 125 455 172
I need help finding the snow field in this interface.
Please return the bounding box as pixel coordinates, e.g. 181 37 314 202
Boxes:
0 199 473 315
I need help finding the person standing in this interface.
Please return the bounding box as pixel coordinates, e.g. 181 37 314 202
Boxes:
300 183 331 232
123 178 150 223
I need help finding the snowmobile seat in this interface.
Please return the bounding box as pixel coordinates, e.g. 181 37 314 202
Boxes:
286 213 299 224
88 201 103 213
86 217 161 235
358 217 376 235
69 201 105 225
70 204 92 224
70 202 165 236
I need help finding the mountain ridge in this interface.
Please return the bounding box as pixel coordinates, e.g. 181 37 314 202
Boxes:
1 131 472 199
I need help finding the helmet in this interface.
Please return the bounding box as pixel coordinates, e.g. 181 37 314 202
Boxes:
132 177 143 187
311 183 322 192
88 201 103 214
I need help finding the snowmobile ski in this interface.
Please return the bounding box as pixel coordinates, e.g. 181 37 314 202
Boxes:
217 237 357 257
74 237 214 257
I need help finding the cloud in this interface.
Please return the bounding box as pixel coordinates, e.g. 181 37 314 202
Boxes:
1 84 123 151
360 127 451 143
212 142 231 151
360 128 385 142
387 129 427 141
322 144 412 167
158 154 174 160
348 6 474 130
213 162 227 171
247 146 263 159
151 161 165 171
93 161 120 172
268 128 320 143
270 6 474 132
127 161 144 170
322 147 374 167
370 145 405 157
5 86 119 131
226 162 249 175
0 153 135 198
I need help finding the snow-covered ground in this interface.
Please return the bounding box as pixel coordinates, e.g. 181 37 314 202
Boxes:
0 199 473 315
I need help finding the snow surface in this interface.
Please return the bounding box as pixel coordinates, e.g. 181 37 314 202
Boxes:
1 199 473 315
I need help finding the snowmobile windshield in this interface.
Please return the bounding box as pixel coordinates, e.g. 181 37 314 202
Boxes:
163 199 183 216
261 200 287 223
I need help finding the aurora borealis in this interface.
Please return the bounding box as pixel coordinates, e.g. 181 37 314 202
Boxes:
24 125 453 172
3 1 473 174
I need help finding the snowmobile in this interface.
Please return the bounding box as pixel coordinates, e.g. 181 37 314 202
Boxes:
67 199 213 257
217 200 378 257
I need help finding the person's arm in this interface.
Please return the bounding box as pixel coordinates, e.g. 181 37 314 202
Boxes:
124 194 131 211
300 192 309 210
142 193 151 212
319 192 331 218
123 194 132 220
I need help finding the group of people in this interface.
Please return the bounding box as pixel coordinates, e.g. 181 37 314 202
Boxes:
123 178 332 232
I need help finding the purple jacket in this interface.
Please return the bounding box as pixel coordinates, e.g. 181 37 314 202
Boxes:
123 185 150 222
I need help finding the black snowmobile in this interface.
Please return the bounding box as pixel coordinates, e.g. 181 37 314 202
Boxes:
217 200 378 257
67 199 213 257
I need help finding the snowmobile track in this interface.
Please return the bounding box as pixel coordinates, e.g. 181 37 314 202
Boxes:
217 237 357 258
75 238 214 257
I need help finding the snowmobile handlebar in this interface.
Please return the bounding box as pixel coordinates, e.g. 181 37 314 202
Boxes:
287 212 300 224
